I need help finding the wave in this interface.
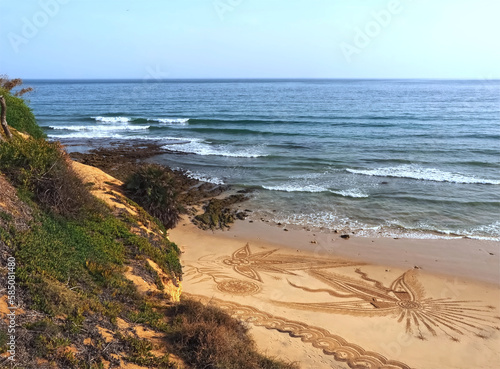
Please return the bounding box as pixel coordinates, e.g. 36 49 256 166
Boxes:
263 184 369 197
271 211 366 231
48 132 141 139
162 140 266 158
383 220 500 241
48 125 150 131
461 221 500 240
90 116 189 124
93 116 131 123
148 118 189 124
47 132 187 141
267 212 499 241
262 184 328 193
347 165 500 185
331 189 369 198
183 170 225 185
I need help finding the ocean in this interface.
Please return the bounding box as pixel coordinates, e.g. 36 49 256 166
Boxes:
26 79 500 240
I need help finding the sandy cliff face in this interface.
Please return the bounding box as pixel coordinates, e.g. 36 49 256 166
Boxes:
70 160 183 302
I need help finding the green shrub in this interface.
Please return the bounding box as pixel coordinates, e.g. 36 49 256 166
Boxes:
125 232 182 278
16 213 126 284
0 87 44 138
119 333 175 368
128 302 167 330
14 212 129 315
0 137 101 217
125 164 182 229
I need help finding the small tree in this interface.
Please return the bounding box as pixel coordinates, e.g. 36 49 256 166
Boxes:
0 76 35 141
0 76 33 96
0 95 12 141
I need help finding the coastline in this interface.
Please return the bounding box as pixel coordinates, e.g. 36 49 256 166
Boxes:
65 139 499 285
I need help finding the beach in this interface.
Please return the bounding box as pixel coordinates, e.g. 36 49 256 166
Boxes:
169 216 500 369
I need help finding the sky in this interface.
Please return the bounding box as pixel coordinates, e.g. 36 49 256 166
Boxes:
1 0 499 79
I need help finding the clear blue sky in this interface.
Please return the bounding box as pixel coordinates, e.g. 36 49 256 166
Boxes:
1 0 499 79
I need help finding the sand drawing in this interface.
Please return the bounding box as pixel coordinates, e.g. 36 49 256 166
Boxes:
184 242 499 368
183 267 260 297
215 279 262 295
280 268 500 341
185 292 412 369
184 243 361 295
183 259 263 296
221 243 362 282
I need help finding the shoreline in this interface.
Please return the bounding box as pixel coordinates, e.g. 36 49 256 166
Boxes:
64 138 499 285
61 138 500 242
210 218 500 286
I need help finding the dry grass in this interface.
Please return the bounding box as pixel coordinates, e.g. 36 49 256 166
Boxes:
168 299 298 369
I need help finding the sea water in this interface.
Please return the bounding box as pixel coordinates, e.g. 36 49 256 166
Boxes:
27 79 500 240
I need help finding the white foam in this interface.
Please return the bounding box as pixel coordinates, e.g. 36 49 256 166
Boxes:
380 219 500 241
263 184 328 193
456 221 500 241
347 164 500 185
49 125 149 131
48 132 131 139
330 189 369 198
184 170 225 185
93 116 131 123
271 211 364 231
164 141 265 158
149 118 189 124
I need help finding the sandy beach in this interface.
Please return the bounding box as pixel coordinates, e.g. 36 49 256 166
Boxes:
170 217 500 369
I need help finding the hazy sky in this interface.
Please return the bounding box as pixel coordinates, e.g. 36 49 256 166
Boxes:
1 0 499 79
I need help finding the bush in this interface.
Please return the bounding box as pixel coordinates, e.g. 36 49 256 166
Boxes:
0 137 100 217
0 87 44 138
170 299 298 369
125 164 182 229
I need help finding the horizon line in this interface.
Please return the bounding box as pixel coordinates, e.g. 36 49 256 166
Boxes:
22 77 499 82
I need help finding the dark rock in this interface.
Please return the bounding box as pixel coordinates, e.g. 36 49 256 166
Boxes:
236 212 247 220
340 234 350 239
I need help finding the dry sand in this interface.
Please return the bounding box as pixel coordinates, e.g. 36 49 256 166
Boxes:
170 217 500 369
